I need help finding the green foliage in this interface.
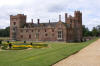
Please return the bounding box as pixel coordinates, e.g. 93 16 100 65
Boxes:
24 41 26 43
7 41 10 43
0 38 98 66
92 27 98 36
82 25 91 37
0 40 2 44
82 25 100 37
0 27 10 37
1 44 8 50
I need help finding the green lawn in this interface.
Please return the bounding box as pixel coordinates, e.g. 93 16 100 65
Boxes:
0 38 98 66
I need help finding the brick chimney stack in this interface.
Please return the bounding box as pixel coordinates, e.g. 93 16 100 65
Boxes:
49 20 50 23
65 13 67 23
31 19 33 23
37 19 40 24
59 15 61 22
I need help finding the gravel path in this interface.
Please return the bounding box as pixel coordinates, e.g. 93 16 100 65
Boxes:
53 39 100 66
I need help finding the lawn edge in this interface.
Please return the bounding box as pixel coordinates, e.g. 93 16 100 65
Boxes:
51 38 99 66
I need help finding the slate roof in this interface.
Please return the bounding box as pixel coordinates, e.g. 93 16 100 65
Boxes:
24 22 58 28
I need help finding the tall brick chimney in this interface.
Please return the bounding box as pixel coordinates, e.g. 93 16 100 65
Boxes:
65 13 67 23
37 19 40 24
49 20 50 23
31 19 33 23
59 15 61 22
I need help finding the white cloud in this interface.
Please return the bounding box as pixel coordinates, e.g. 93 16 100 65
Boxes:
0 0 100 30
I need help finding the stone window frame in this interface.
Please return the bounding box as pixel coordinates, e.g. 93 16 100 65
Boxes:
35 33 39 39
57 30 63 40
52 29 54 32
13 22 16 25
29 34 31 39
45 29 46 32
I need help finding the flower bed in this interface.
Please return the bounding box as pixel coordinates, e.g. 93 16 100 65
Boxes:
12 44 48 49
1 41 48 50
12 45 32 48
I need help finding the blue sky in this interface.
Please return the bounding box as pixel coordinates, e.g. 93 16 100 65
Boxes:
0 0 100 30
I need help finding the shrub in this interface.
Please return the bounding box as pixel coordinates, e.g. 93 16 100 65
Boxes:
24 41 26 43
1 44 8 50
7 41 10 43
0 40 2 44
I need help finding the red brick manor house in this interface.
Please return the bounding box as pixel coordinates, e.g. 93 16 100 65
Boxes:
10 11 82 42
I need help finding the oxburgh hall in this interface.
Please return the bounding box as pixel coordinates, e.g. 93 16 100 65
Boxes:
10 11 82 42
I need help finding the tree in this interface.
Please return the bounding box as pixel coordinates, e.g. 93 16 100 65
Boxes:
0 26 10 37
91 27 98 37
82 25 90 37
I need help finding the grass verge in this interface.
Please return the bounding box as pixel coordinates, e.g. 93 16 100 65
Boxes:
0 38 98 66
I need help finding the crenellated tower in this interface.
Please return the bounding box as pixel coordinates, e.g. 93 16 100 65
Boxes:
10 14 26 40
65 11 82 42
74 11 82 41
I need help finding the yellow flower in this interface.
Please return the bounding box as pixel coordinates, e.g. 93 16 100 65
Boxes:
12 45 33 48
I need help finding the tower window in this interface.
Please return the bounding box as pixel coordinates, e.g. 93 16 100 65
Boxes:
45 34 48 36
13 22 16 25
45 29 46 32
